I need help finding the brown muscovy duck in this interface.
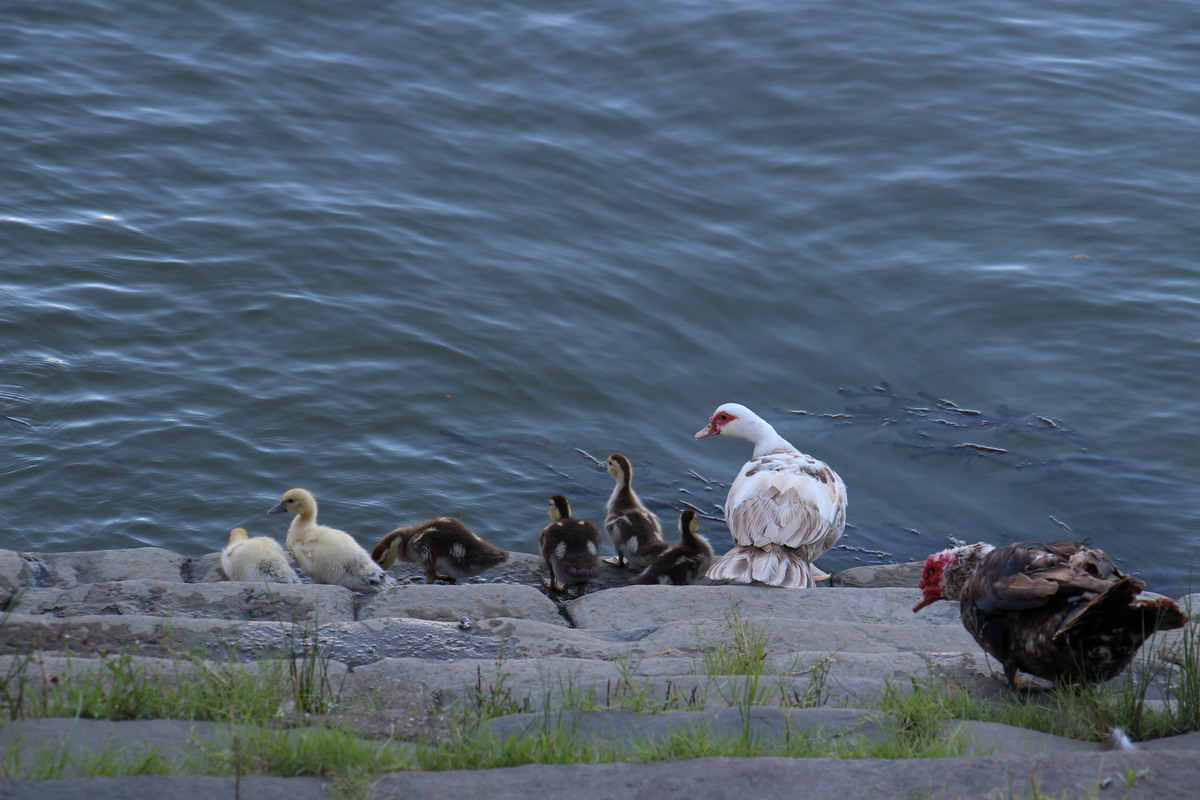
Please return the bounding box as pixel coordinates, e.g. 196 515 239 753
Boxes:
913 540 1188 687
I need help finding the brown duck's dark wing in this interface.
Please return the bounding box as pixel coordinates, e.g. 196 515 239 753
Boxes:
960 541 1187 685
970 541 1122 614
1055 576 1188 644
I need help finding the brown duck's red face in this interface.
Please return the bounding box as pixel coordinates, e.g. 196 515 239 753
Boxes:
913 550 954 612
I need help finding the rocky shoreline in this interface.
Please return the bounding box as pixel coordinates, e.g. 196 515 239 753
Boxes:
1 545 1198 799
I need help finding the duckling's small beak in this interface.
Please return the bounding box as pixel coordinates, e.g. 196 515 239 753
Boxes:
267 502 288 515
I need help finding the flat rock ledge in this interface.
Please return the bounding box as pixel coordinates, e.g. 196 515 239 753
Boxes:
2 546 1198 798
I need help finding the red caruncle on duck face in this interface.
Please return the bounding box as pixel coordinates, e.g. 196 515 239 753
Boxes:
695 409 738 439
912 551 953 612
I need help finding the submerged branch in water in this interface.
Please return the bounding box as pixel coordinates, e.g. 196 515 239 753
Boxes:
677 499 725 522
955 442 1008 455
574 448 603 467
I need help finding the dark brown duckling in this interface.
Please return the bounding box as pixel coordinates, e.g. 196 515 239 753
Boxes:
539 494 601 594
603 453 668 569
633 510 715 585
371 516 508 584
632 509 715 585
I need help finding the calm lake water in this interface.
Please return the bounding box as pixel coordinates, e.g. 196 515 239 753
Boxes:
4 1 1199 595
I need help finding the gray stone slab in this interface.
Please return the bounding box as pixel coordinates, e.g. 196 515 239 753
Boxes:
368 753 1200 800
22 548 188 588
1 548 30 605
487 706 891 747
182 552 227 583
7 579 355 623
0 612 512 666
0 718 411 777
0 718 233 774
830 561 923 589
360 583 565 626
938 719 1094 755
652 615 980 656
353 656 711 713
565 585 961 630
474 614 979 664
1180 592 1200 613
353 649 988 710
352 650 993 715
1139 730 1200 751
0 775 330 800
0 654 349 690
0 612 297 661
315 617 503 666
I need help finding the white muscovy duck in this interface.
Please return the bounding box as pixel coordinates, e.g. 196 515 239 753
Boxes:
695 403 847 588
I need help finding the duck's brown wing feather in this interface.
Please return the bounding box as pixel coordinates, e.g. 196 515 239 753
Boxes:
970 541 1119 613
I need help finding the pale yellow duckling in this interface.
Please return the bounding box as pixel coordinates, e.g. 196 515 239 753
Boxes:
268 488 390 592
221 527 300 584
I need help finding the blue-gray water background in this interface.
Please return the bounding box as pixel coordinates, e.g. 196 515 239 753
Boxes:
4 1 1199 594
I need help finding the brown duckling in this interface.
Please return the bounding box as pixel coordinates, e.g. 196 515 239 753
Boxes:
603 453 668 569
268 488 391 592
539 494 601 594
632 509 715 585
371 516 508 584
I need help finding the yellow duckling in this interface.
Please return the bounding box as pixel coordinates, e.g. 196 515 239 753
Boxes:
268 488 390 592
221 527 300 584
